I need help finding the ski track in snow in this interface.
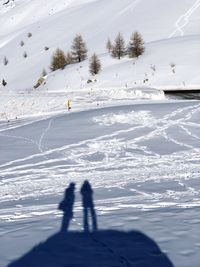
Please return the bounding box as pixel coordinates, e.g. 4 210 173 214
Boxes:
169 0 200 38
118 0 141 15
38 118 53 154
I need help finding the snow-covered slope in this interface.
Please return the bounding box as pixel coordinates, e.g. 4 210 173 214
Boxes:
0 2 200 266
0 0 200 93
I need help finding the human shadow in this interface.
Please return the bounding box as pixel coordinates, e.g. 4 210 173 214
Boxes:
80 180 98 232
58 182 75 232
7 181 175 267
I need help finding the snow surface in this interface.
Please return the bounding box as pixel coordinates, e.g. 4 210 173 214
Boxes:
0 101 200 267
0 1 200 267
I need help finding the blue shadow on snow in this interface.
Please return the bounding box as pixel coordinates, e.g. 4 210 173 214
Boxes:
7 181 174 267
7 230 174 267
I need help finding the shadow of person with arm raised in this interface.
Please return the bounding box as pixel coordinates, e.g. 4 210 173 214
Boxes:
58 182 75 232
80 180 97 232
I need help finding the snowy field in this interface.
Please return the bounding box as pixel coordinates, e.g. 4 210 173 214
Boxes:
0 100 200 267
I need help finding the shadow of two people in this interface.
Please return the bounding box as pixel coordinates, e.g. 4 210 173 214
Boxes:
7 181 175 267
58 180 97 232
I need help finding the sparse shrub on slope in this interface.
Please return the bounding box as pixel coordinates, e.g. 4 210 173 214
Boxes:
50 48 67 71
2 79 7 86
3 56 8 66
23 51 28 58
89 53 101 75
170 63 176 73
27 32 32 38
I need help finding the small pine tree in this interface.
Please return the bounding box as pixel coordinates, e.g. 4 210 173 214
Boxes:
20 40 24 47
89 53 101 75
50 48 67 71
106 38 112 53
66 52 73 65
71 34 87 63
44 46 49 51
170 63 176 74
111 33 125 59
3 56 8 66
128 31 145 58
27 32 32 38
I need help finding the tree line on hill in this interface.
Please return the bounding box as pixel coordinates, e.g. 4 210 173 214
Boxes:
1 31 145 87
49 31 145 76
107 31 145 59
50 34 101 76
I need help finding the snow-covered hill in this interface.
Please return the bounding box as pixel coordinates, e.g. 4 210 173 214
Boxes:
0 0 200 93
0 0 200 119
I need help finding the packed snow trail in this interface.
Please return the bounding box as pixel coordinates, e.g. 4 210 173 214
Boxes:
169 0 200 37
